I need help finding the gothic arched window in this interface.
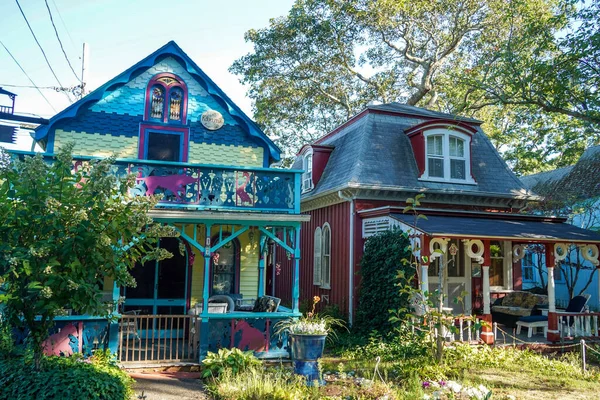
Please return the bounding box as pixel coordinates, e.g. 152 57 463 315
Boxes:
144 73 188 124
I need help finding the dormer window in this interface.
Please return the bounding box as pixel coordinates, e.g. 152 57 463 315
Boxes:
145 73 188 124
420 128 475 184
302 149 314 192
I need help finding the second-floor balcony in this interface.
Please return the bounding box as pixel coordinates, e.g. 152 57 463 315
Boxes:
8 151 302 214
119 158 301 213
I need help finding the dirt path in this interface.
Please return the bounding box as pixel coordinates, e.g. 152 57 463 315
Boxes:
130 371 211 400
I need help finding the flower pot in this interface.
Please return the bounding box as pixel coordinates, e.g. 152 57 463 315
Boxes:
289 333 326 385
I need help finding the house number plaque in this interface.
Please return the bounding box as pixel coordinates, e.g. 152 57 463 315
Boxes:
201 109 224 130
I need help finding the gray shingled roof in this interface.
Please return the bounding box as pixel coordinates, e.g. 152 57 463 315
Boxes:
297 104 531 200
367 102 482 124
521 145 600 201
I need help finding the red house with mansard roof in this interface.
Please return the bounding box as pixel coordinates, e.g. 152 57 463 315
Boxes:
273 102 600 343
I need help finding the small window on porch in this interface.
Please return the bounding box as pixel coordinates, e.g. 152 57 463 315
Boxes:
490 241 505 287
522 252 535 282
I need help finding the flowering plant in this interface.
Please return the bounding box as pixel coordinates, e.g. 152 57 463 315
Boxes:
274 296 346 338
422 380 492 400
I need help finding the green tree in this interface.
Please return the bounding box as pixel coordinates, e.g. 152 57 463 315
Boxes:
232 0 598 173
0 146 174 369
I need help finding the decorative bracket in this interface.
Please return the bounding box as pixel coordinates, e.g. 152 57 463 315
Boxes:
579 244 599 266
429 238 449 262
463 239 484 264
512 244 526 263
554 243 569 262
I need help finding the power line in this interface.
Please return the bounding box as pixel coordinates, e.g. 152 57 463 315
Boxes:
50 0 77 53
14 0 73 103
44 0 80 83
0 83 79 91
0 40 57 113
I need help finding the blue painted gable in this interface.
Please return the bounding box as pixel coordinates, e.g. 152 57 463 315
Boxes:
36 41 280 164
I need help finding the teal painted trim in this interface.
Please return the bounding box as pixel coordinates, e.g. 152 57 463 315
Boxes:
199 318 210 360
293 226 301 313
108 320 120 354
33 41 282 163
294 173 301 214
154 218 301 228
45 315 112 321
156 205 297 214
6 150 303 174
202 224 212 316
259 227 295 254
258 234 267 298
210 226 248 252
198 311 299 319
178 229 206 253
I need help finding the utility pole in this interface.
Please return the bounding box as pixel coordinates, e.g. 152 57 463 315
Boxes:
80 42 89 99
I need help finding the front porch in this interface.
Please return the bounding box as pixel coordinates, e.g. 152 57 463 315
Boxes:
388 211 600 345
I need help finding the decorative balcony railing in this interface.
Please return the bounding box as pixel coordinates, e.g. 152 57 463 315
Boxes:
7 151 302 214
113 159 301 213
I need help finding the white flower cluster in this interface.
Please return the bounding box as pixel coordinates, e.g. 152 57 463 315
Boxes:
289 320 328 335
422 380 491 400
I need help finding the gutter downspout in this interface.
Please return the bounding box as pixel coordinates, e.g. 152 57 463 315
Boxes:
338 190 355 326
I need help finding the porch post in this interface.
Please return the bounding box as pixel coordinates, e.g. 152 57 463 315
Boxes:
107 282 120 354
293 225 301 313
481 240 494 344
200 224 213 359
258 229 266 298
546 243 559 342
420 235 431 293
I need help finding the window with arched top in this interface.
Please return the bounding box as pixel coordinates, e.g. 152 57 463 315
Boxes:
145 73 188 124
422 129 474 184
313 223 331 289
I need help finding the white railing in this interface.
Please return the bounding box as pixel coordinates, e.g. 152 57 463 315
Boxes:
411 316 482 343
558 312 600 339
118 314 200 364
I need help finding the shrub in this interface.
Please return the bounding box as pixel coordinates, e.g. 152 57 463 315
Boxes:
202 348 261 378
206 367 319 400
354 228 413 335
0 352 134 399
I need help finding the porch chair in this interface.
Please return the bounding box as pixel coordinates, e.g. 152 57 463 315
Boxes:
516 294 591 338
119 309 141 342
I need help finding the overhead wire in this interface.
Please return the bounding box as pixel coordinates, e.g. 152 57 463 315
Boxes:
14 0 73 103
0 40 58 113
50 0 77 52
44 0 81 83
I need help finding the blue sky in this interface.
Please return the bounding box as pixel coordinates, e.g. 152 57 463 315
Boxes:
0 0 294 118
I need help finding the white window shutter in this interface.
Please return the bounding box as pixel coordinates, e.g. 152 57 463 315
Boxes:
321 224 331 288
313 227 322 285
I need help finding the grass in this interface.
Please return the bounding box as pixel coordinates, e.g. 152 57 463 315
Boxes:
205 341 600 399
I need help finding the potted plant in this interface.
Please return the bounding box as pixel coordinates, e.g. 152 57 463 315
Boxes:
275 296 345 384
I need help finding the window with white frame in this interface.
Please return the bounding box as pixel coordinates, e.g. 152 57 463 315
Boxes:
423 129 474 184
321 223 331 289
522 252 535 282
302 149 313 192
313 223 332 288
313 227 322 285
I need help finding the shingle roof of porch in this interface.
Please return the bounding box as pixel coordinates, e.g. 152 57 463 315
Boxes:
390 213 600 243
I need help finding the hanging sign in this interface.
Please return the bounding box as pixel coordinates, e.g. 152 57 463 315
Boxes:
201 109 224 130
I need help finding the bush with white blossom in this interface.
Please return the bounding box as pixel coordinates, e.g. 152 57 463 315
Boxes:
422 380 492 400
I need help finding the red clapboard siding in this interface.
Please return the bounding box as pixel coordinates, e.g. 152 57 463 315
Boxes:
275 202 351 316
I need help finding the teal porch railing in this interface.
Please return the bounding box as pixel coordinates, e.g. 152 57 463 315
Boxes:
6 151 302 214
